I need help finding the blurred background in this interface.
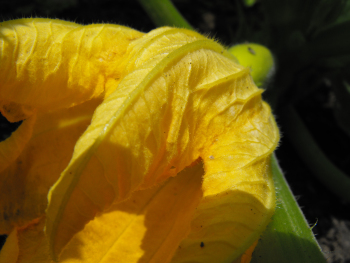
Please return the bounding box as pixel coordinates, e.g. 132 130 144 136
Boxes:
1 0 350 262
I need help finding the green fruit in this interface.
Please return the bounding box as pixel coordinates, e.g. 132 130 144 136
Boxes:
228 43 274 87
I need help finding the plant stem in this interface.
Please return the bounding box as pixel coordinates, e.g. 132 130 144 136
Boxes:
251 154 327 263
137 0 194 30
284 104 350 202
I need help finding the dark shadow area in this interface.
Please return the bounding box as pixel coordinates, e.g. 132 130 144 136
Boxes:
251 229 327 263
0 235 6 251
0 113 22 142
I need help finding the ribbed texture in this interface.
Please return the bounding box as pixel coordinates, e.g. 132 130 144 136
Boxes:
0 18 144 122
0 19 279 263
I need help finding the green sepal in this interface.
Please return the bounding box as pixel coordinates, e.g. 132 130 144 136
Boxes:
251 154 327 263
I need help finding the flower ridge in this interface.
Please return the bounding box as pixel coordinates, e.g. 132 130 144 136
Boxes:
0 18 279 263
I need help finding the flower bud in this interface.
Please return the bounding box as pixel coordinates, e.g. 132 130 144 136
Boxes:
228 43 275 88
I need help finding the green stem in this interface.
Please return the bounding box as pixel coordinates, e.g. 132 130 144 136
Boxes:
251 154 326 263
252 154 326 262
284 104 350 202
137 0 194 30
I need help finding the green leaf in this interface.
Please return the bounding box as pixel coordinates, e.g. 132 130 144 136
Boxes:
251 154 327 263
304 20 350 61
283 105 350 202
334 0 350 24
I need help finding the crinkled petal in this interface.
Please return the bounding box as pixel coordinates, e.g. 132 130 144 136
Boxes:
0 228 19 263
0 164 265 263
60 162 203 263
0 218 51 263
0 115 36 173
44 26 279 262
0 18 144 122
0 163 202 263
0 99 100 234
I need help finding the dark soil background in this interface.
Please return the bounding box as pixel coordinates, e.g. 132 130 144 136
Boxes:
1 0 350 262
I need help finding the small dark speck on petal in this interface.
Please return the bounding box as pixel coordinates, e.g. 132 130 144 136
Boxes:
200 242 205 248
3 213 9 220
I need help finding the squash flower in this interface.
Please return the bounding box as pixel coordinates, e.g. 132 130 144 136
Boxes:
0 18 279 263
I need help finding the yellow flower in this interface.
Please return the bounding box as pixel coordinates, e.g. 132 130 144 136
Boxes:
0 18 279 263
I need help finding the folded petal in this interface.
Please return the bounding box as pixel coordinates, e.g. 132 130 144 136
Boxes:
0 18 144 122
45 26 279 262
0 218 51 263
0 115 36 173
0 99 100 234
0 228 19 263
60 162 203 263
0 163 266 263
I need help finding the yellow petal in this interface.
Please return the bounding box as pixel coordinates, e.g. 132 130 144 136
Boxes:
0 18 144 122
60 162 203 263
0 218 52 263
0 163 202 263
0 163 265 263
0 99 100 234
0 115 36 173
45 26 279 262
0 228 19 263
172 158 275 262
238 240 258 263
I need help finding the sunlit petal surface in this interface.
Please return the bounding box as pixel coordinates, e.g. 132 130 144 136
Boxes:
0 19 279 263
0 18 143 122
